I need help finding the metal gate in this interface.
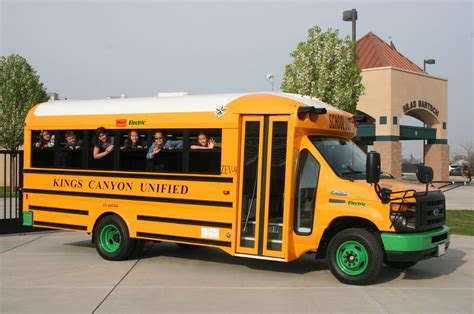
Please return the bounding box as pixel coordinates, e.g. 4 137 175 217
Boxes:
0 150 24 234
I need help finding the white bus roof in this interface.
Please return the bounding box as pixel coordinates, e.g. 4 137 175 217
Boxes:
33 92 343 117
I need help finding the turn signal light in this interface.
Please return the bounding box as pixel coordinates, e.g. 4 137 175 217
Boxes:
297 106 327 121
297 112 307 121
309 112 319 122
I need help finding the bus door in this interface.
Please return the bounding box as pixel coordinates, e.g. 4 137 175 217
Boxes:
236 115 290 259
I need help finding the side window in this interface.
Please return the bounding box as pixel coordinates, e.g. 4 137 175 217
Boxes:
58 130 84 169
31 130 55 168
294 150 320 235
119 129 147 171
88 129 115 170
148 129 184 172
189 129 221 174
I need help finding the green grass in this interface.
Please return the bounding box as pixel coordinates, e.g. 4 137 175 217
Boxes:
0 186 15 198
447 210 474 236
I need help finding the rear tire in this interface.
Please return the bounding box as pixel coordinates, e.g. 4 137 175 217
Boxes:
327 228 383 285
384 261 418 269
94 215 136 261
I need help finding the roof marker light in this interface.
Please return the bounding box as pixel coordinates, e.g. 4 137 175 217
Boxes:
297 106 327 121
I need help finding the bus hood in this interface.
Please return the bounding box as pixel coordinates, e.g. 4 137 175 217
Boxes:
377 178 437 193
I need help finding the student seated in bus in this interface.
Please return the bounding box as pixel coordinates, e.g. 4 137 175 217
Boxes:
190 131 216 149
34 130 55 149
93 127 114 159
146 130 183 159
64 131 82 150
121 130 145 149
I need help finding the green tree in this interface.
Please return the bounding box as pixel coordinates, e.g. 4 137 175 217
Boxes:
0 54 48 150
281 26 363 113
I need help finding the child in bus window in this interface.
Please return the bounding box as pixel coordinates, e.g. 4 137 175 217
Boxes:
190 131 216 149
146 130 183 159
35 130 55 149
93 127 114 159
121 130 145 149
64 131 82 150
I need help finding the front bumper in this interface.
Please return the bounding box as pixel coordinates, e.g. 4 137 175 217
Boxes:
381 225 450 262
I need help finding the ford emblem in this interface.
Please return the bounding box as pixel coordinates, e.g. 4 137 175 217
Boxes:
433 209 440 216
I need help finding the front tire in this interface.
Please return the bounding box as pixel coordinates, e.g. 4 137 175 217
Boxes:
94 215 137 261
327 228 383 285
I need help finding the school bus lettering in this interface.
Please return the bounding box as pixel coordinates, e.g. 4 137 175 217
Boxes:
88 180 133 192
116 119 127 127
53 178 83 188
348 200 366 206
23 92 450 286
128 119 146 126
328 113 350 131
139 183 188 195
103 203 118 208
220 165 237 175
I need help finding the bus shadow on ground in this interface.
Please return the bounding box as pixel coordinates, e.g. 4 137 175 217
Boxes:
139 242 326 275
374 248 466 284
65 240 467 283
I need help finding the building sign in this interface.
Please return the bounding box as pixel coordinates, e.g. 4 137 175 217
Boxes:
403 100 439 117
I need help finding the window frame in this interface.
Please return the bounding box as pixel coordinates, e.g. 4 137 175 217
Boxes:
30 128 223 175
293 149 320 236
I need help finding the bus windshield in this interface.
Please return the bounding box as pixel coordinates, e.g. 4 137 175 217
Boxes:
311 137 367 180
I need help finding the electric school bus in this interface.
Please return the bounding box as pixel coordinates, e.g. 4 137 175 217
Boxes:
22 92 450 285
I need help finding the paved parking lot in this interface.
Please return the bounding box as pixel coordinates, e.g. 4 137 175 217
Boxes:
1 231 472 313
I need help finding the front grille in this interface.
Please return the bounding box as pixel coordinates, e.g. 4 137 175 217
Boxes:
432 232 448 243
427 200 443 207
415 191 446 231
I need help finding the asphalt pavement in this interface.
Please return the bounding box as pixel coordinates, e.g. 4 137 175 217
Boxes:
0 231 472 313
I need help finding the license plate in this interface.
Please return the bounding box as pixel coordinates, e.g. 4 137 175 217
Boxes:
437 243 446 256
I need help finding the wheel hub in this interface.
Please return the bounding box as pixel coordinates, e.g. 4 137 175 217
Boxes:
336 240 369 276
99 224 122 253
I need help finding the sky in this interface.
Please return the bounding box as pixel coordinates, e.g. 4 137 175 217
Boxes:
1 0 473 159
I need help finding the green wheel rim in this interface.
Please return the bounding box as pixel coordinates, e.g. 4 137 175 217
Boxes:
336 240 369 276
99 224 121 253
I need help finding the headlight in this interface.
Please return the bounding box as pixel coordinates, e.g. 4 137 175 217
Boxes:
390 203 416 232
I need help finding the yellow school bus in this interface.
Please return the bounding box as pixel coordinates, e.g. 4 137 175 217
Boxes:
22 92 450 285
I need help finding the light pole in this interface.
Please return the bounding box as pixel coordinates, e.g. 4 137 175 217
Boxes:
422 59 435 164
423 59 435 72
343 9 358 58
343 9 358 42
266 74 275 91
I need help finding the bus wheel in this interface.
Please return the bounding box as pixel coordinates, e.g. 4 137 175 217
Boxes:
94 215 137 261
384 261 418 269
327 228 383 285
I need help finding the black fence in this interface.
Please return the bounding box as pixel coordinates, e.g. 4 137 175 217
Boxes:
0 150 23 233
0 150 43 234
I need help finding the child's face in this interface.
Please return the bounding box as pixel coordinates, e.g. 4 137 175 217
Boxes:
198 134 207 146
98 133 107 142
130 132 139 143
66 135 76 145
42 131 50 141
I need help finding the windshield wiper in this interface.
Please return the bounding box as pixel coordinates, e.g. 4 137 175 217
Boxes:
340 170 364 175
340 165 364 176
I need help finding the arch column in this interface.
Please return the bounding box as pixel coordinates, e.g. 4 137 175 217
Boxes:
425 141 449 181
374 140 402 179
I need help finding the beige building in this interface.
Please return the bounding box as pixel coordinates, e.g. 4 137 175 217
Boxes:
355 32 448 181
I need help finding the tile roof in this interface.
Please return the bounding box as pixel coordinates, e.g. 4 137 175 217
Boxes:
356 32 425 73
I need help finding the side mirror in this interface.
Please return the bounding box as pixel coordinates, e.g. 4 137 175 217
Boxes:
366 151 381 184
416 165 433 184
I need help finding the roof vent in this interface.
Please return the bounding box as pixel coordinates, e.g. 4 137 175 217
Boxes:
106 93 128 99
157 92 190 97
47 93 59 101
